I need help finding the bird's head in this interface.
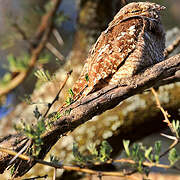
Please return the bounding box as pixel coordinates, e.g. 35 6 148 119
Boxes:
114 2 165 21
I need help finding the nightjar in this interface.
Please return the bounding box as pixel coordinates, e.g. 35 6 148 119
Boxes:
71 2 165 99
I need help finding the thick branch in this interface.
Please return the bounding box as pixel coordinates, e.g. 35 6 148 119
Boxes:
48 53 180 136
0 54 179 177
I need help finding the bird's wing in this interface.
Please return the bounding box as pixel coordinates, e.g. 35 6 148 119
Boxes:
72 18 143 97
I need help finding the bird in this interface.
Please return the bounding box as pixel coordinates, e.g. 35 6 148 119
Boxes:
71 2 166 101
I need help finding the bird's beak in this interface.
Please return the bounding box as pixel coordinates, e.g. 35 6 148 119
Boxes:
156 4 166 11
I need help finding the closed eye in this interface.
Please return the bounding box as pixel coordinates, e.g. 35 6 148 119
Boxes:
131 9 142 13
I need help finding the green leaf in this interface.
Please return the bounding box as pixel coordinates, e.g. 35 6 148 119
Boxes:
85 73 89 82
87 143 98 156
69 88 74 97
64 108 72 115
21 94 33 105
73 143 84 162
99 141 112 162
145 147 153 161
168 148 179 165
50 155 61 164
34 69 51 82
123 140 130 157
0 73 12 86
132 143 141 161
154 141 161 163
36 119 46 134
172 120 180 132
7 54 29 72
55 11 69 26
137 160 143 172
66 97 73 105
10 165 15 176
33 106 42 120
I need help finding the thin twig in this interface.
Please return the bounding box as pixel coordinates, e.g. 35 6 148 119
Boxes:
53 28 64 46
151 88 176 136
159 139 179 158
0 147 31 161
53 168 56 180
160 133 177 140
12 23 29 42
113 159 170 169
23 175 48 180
0 147 175 175
8 139 31 165
43 70 72 118
151 87 180 158
46 42 64 61
165 35 180 58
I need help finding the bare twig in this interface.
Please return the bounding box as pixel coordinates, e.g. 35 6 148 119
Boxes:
165 35 180 58
46 42 64 61
53 168 56 180
151 87 180 159
12 23 29 42
114 159 170 169
53 28 64 46
23 175 48 180
151 88 177 136
43 70 72 118
160 133 177 140
159 139 179 158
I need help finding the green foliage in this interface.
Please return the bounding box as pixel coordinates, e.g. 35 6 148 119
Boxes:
168 148 180 165
45 1 54 12
7 54 29 72
144 147 153 162
87 143 98 157
48 111 62 120
73 141 112 166
154 141 161 163
10 165 15 176
20 94 33 105
172 120 180 136
66 97 74 106
50 155 61 165
85 73 89 82
33 106 42 119
123 140 163 173
37 54 50 65
66 88 75 105
14 106 46 157
0 72 12 86
99 141 112 161
123 140 130 157
55 111 62 119
55 11 69 26
73 143 86 163
64 108 72 116
46 112 62 129
0 54 30 86
69 88 74 97
34 69 52 82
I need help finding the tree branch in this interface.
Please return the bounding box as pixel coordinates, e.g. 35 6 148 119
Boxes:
0 53 179 177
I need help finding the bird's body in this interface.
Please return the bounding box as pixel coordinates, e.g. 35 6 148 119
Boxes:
71 2 165 99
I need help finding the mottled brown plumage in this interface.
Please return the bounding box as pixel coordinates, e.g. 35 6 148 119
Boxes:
72 2 165 99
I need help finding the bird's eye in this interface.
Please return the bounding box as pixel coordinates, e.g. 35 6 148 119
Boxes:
131 9 141 13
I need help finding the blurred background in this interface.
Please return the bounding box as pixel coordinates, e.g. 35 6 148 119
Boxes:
0 0 180 179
